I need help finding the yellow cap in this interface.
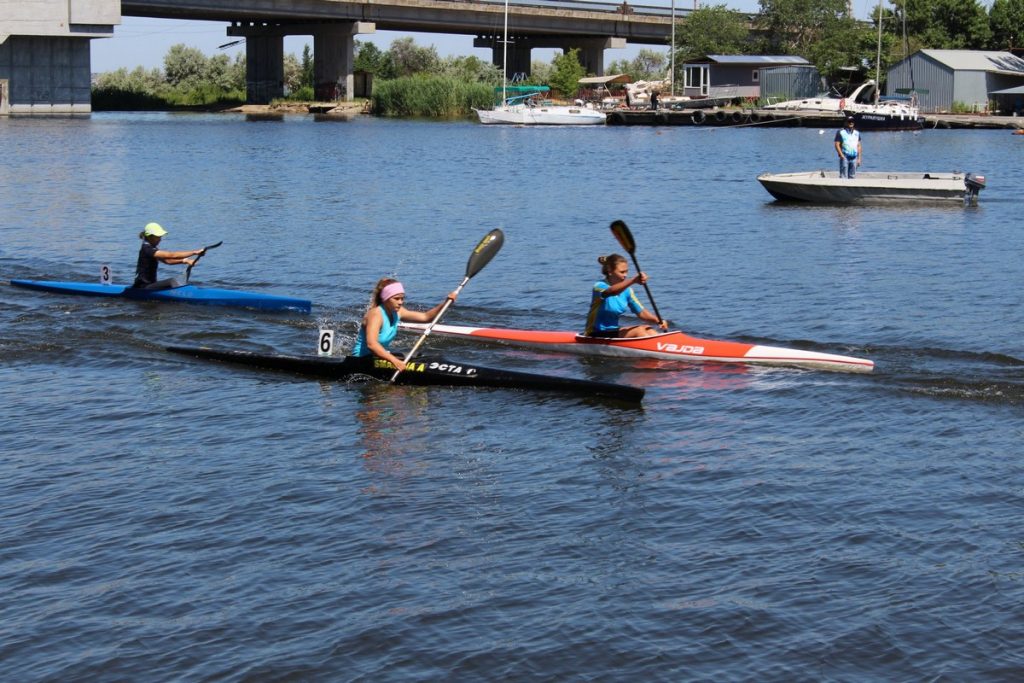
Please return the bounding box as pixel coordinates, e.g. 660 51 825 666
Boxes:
144 222 167 237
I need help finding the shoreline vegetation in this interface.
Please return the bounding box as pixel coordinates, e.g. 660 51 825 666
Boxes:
91 40 577 118
93 0 1022 119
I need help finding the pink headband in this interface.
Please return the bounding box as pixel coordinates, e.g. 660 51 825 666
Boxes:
379 282 405 302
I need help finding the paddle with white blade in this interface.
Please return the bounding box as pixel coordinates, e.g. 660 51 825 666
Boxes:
609 220 665 328
175 241 223 287
391 229 504 382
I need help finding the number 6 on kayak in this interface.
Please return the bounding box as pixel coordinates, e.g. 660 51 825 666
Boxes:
318 329 335 356
391 228 504 382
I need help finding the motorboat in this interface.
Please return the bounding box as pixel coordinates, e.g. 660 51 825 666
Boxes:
757 170 986 205
764 79 924 131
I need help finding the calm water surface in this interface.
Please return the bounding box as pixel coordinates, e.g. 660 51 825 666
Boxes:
1 113 1022 681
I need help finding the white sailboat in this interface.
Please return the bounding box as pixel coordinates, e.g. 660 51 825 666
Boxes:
474 0 606 125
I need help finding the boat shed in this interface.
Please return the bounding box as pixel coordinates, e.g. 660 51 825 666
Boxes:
886 49 1024 113
989 84 1024 116
681 55 808 100
759 65 823 102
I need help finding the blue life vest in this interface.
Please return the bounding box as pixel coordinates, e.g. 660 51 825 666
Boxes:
352 306 399 357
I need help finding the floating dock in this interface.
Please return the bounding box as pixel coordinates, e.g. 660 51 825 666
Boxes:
604 109 1024 129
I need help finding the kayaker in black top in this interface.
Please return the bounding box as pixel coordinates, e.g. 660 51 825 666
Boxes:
132 222 206 289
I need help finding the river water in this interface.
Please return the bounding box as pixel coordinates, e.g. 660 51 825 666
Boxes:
1 113 1022 681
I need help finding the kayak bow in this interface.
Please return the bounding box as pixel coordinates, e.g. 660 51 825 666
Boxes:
11 279 311 313
166 346 645 402
398 322 874 374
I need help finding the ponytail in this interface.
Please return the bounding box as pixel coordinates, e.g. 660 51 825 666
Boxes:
597 253 627 277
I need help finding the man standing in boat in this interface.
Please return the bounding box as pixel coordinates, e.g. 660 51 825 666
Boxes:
834 116 862 178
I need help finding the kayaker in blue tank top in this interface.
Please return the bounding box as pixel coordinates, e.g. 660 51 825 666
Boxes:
352 278 458 372
132 222 206 289
585 253 668 338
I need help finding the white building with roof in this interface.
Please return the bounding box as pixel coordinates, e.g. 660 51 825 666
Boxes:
886 49 1024 114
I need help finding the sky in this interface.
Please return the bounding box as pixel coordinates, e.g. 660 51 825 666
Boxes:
89 0 882 74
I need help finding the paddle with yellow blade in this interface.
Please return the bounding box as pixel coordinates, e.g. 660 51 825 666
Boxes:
391 228 505 382
609 220 666 329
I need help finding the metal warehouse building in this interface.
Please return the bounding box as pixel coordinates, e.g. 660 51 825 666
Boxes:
681 55 809 100
887 49 1024 114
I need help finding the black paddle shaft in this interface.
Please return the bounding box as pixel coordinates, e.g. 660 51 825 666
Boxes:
184 241 223 282
391 229 504 381
609 220 665 325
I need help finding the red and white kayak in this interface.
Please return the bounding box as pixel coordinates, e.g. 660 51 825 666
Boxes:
399 322 874 373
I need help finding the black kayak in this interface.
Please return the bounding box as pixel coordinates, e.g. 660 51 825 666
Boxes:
166 346 645 403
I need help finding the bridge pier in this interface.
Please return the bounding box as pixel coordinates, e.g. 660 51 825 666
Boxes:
0 0 116 115
559 37 620 77
244 34 284 104
228 21 374 104
312 24 363 102
475 34 534 80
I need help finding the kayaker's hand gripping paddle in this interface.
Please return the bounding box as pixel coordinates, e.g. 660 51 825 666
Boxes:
609 220 665 328
180 241 224 285
391 229 504 382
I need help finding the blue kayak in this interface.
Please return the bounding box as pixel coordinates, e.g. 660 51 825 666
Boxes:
10 279 312 313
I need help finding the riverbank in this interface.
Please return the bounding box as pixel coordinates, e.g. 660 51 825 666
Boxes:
223 101 368 118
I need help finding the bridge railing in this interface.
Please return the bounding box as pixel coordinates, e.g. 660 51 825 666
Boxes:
463 0 694 19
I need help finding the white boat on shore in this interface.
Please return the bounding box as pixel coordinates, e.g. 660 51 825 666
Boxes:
473 0 605 126
764 79 924 131
475 93 606 125
757 170 986 205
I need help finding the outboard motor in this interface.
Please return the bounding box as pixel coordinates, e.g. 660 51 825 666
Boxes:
964 173 986 206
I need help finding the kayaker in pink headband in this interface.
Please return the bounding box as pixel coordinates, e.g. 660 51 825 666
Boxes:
351 277 458 371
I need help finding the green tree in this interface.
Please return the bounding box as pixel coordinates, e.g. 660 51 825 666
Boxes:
94 66 164 93
436 55 502 84
607 49 667 81
164 44 208 87
548 48 586 99
757 0 850 54
228 53 246 92
529 60 555 85
990 0 1024 48
899 0 991 49
300 44 314 87
283 53 302 93
204 53 235 91
388 37 439 77
674 4 752 63
807 15 877 84
355 41 396 79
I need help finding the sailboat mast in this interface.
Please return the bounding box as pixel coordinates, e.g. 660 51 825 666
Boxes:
502 0 508 103
876 0 884 103
670 0 676 96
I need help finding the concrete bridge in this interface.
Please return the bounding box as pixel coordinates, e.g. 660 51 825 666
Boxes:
0 0 690 113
